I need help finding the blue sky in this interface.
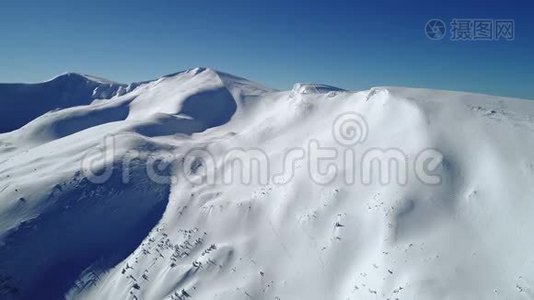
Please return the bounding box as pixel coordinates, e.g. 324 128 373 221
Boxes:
1 0 533 99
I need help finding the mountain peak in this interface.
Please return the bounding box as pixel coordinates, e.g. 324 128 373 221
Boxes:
48 72 121 85
157 67 275 94
158 67 212 80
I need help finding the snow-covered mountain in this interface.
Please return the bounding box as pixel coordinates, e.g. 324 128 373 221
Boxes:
0 72 141 133
1 68 534 299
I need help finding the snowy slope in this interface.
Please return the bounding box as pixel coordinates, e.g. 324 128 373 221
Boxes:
1 68 534 300
0 73 140 133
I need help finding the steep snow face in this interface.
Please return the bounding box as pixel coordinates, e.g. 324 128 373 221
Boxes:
1 69 534 300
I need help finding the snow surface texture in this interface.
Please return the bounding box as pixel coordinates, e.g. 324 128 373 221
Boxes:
1 67 534 299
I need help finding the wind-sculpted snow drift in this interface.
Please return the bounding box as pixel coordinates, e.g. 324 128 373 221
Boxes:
1 68 534 299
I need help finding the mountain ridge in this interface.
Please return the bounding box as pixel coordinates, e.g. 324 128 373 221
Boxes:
1 70 534 299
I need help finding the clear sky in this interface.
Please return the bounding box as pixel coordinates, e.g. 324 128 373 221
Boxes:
1 0 533 99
